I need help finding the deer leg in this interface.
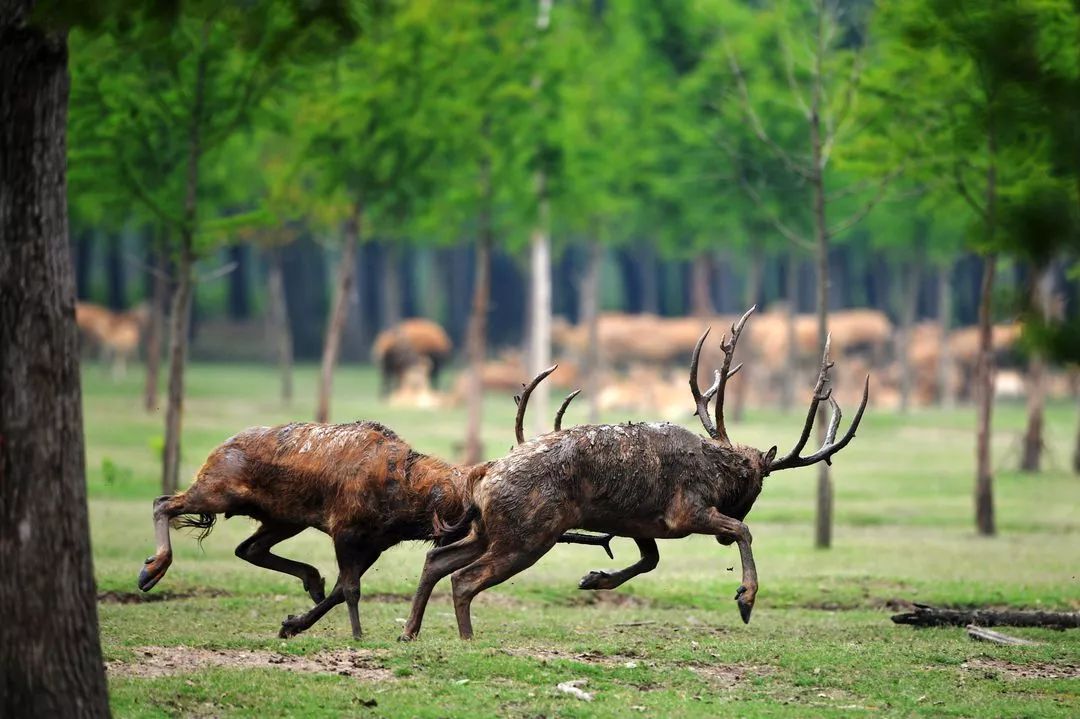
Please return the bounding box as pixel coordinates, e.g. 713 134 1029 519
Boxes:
138 495 178 591
235 522 326 603
558 531 615 559
399 531 487 641
278 541 381 639
450 540 555 640
578 538 659 591
693 508 758 624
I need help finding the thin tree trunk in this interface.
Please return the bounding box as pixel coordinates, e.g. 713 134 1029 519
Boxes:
316 204 361 423
1073 392 1080 474
781 253 799 411
581 238 602 423
1020 262 1052 472
898 253 923 413
226 243 250 320
528 171 552 435
811 1 832 549
105 232 126 310
937 262 955 408
690 251 714 317
143 230 167 412
266 246 293 405
463 156 493 465
0 13 110 713
162 43 207 496
974 115 998 535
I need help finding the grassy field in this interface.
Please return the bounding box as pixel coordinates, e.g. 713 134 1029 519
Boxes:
85 362 1080 717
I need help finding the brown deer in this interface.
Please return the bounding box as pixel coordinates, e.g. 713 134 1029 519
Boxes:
399 306 869 641
138 418 613 640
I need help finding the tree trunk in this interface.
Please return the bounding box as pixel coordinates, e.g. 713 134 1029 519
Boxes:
1020 262 1052 472
315 206 361 423
810 4 832 549
143 231 167 412
581 238 602 423
528 172 552 435
463 158 493 465
266 246 293 405
898 252 923 413
974 117 998 536
105 232 126 310
1073 392 1080 474
161 44 207 496
379 241 402 330
226 243 251 320
0 13 110 715
690 251 715 317
937 262 955 408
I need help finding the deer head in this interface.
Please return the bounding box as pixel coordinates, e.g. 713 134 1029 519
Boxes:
688 306 869 475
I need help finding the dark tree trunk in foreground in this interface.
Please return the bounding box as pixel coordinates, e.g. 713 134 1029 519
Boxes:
143 231 167 412
1020 262 1051 473
463 155 492 465
266 247 293 405
161 46 207 496
0 9 110 715
316 204 360 423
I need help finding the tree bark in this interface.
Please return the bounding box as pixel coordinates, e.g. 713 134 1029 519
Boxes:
161 42 207 496
0 11 110 715
528 171 552 435
266 246 293 405
581 238 602 423
143 230 167 412
974 116 999 536
936 262 955 408
315 204 361 423
898 252 923 413
1020 262 1052 472
690 251 715 317
463 157 493 465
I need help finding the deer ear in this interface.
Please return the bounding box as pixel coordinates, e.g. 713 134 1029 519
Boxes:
763 445 777 466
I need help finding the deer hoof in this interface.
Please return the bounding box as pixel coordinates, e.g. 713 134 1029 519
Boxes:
397 632 416 643
737 599 754 624
578 570 614 591
278 616 304 639
734 585 755 624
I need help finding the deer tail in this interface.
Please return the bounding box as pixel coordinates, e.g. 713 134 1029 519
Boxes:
174 511 217 544
432 504 480 545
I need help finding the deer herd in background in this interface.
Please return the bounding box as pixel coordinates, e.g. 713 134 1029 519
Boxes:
140 307 869 640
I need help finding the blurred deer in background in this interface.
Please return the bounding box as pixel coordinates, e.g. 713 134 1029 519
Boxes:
76 301 147 380
400 306 870 641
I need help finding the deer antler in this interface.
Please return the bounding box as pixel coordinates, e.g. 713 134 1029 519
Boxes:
713 306 755 445
514 365 558 444
554 389 581 431
770 336 869 472
689 306 755 443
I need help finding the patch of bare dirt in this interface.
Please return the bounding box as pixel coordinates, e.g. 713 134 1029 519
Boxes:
963 658 1080 680
97 589 231 604
106 646 392 681
690 663 774 689
362 591 528 609
499 647 644 667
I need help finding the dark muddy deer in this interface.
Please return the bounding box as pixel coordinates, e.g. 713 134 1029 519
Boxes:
138 420 612 640
399 306 869 640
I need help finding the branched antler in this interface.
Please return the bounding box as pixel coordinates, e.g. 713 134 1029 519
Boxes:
689 306 755 444
770 336 870 472
514 365 557 445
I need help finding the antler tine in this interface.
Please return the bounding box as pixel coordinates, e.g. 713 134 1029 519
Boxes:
515 365 558 445
695 370 722 418
689 328 718 438
822 396 842 446
554 389 581 431
713 305 756 445
771 334 834 470
792 375 870 468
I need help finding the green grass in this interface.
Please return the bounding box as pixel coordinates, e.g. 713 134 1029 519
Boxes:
85 361 1080 717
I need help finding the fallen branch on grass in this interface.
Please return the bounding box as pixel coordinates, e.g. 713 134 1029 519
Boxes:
891 604 1079 629
966 625 1039 646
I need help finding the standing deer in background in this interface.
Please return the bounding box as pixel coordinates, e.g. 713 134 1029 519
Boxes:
138 419 612 640
400 306 870 640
